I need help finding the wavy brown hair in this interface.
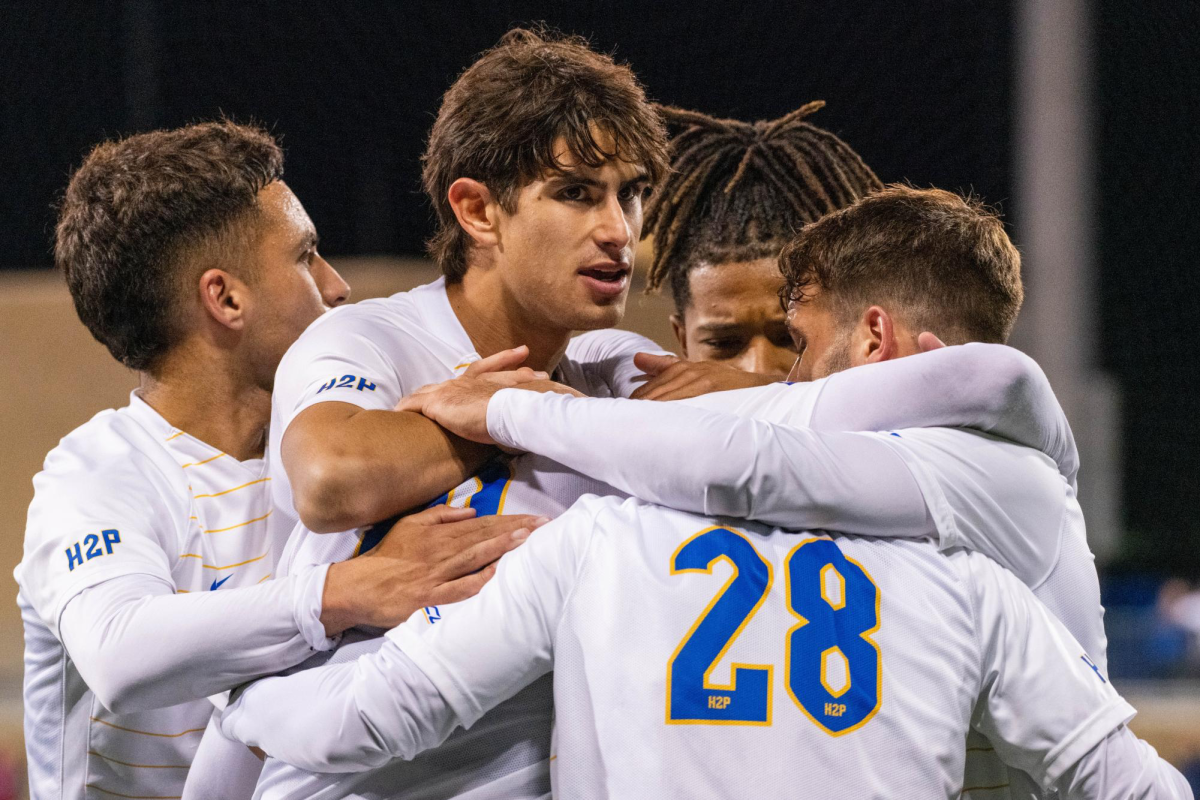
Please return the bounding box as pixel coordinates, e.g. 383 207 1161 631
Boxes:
779 185 1023 344
422 27 669 281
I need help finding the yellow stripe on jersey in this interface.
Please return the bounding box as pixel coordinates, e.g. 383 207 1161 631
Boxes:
203 510 272 533
164 431 185 442
192 477 271 499
87 750 189 769
89 717 206 738
257 573 272 583
180 452 226 468
177 550 270 570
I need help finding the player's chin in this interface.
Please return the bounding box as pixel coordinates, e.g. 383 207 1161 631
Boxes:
565 296 627 331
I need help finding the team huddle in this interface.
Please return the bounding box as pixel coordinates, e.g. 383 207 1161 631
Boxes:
15 27 1193 800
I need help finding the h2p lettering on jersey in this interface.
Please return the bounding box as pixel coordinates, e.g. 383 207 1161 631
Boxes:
65 529 121 571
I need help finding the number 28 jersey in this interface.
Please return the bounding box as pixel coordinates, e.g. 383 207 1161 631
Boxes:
390 496 1133 799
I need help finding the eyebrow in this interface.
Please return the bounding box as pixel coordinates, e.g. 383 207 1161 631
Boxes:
297 230 319 251
546 169 650 190
693 323 749 336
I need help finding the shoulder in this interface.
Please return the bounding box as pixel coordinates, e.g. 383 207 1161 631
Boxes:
561 329 667 397
565 328 665 363
288 293 425 355
25 407 189 567
40 407 184 494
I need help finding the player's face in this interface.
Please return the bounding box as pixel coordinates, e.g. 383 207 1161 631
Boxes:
492 133 651 332
242 181 350 390
785 286 854 382
674 258 798 375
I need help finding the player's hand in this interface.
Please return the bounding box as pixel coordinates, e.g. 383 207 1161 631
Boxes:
320 505 548 634
397 375 583 444
462 345 542 379
630 352 781 401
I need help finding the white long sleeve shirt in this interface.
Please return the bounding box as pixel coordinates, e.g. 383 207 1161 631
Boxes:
221 497 1189 799
16 393 333 800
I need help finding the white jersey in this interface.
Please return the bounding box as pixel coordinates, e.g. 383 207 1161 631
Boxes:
16 393 293 800
484 355 1105 800
222 497 1134 799
245 277 653 800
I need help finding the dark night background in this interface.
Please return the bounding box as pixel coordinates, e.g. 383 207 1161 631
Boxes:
1 1 1197 574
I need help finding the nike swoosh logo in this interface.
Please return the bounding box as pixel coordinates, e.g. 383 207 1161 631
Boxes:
210 575 232 591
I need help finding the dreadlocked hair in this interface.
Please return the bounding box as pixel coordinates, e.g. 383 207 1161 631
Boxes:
644 101 882 314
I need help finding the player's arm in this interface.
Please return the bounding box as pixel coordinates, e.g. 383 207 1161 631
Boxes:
273 317 535 533
1053 726 1193 799
965 552 1190 798
221 501 601 771
637 343 1077 484
285 401 491 532
40 461 533 714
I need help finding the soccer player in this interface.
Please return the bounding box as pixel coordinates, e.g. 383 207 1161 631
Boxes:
179 28 670 800
217 499 1191 798
15 122 536 800
397 186 1110 798
638 101 880 388
216 182 1127 797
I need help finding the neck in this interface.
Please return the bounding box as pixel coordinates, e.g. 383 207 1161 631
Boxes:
138 348 270 461
446 270 570 373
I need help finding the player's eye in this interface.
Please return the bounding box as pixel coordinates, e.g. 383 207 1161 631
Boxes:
770 330 799 352
559 185 589 202
701 338 745 356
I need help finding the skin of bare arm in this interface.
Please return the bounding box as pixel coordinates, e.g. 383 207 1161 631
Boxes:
283 402 494 533
282 348 542 534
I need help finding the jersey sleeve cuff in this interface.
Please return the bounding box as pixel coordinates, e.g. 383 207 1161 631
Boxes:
386 624 486 729
486 388 532 452
1040 696 1137 788
291 563 341 652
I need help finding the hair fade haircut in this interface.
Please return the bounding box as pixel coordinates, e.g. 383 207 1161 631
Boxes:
779 184 1024 344
644 101 882 314
56 120 283 373
422 27 669 281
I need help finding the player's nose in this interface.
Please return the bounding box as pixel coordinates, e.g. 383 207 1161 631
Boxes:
315 256 351 308
594 194 632 254
735 338 788 376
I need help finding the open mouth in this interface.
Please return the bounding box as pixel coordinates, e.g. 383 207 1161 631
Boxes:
578 265 628 283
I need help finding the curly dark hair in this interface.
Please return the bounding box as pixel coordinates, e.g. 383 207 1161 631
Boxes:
55 120 283 373
643 101 881 314
422 27 669 281
779 184 1023 344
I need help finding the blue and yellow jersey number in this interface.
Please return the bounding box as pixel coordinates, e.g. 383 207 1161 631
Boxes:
354 459 515 556
667 530 881 736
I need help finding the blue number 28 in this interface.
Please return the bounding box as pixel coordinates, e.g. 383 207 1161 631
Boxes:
667 529 882 736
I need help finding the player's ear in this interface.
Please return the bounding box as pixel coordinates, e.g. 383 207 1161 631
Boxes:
857 305 899 365
447 178 500 249
198 268 249 332
669 313 688 357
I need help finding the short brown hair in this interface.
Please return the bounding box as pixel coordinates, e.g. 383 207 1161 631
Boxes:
56 120 283 373
779 185 1023 343
422 27 669 281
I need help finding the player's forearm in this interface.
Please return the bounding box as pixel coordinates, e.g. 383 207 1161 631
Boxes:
809 344 1078 483
61 569 333 713
285 406 492 532
1053 726 1193 799
488 391 932 535
221 642 459 772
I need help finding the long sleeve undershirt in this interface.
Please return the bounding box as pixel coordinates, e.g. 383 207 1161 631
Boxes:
58 563 334 714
